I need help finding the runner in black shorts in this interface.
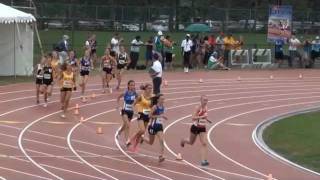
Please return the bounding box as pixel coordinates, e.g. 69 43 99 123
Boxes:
42 56 53 107
35 57 45 104
115 46 131 90
59 63 76 118
116 80 137 144
79 50 93 102
101 48 116 93
143 94 168 162
180 95 211 166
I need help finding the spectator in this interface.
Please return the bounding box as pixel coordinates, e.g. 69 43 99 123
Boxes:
149 53 162 95
203 36 211 68
311 36 320 68
288 34 302 68
145 36 154 68
110 33 122 57
274 38 285 67
215 32 224 59
154 31 164 68
223 34 236 67
128 36 144 70
181 34 193 73
163 35 174 71
57 35 70 64
303 39 312 68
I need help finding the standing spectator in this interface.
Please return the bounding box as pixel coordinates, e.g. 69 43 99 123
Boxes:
208 34 216 49
57 35 70 64
154 31 164 68
274 38 285 67
303 39 312 68
128 36 144 70
149 53 162 95
203 36 211 68
163 35 174 71
215 32 224 59
110 33 122 57
145 36 154 68
288 34 302 68
223 34 236 67
311 36 320 68
181 34 193 73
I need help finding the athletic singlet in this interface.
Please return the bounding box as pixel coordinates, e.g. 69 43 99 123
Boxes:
117 53 128 65
69 57 77 66
51 59 59 78
123 90 137 111
102 56 113 68
36 64 43 79
43 66 53 80
136 94 152 115
62 71 74 88
153 105 165 124
80 57 91 71
193 106 208 127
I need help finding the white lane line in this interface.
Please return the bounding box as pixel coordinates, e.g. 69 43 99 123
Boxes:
224 123 254 127
0 166 52 180
0 177 6 180
1 76 319 105
164 96 320 180
252 108 320 177
115 128 174 180
1 80 316 104
5 90 320 180
67 109 119 180
1 75 320 95
207 101 320 179
2 82 320 121
0 124 251 180
0 141 157 180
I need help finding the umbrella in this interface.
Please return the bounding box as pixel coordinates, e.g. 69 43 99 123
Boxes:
185 23 211 32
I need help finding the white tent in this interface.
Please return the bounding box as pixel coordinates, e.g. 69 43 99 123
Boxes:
0 3 36 76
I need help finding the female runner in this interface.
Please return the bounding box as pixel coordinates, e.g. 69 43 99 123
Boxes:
59 63 76 118
101 48 117 93
116 80 137 144
180 95 211 166
79 50 93 102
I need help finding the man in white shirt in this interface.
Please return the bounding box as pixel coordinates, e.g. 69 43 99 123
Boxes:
288 34 302 68
149 53 162 95
181 34 193 73
128 36 144 70
110 33 121 57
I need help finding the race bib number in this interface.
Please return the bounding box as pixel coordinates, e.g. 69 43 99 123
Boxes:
143 109 150 115
36 75 43 79
124 104 133 111
63 81 73 88
43 74 51 79
118 60 126 64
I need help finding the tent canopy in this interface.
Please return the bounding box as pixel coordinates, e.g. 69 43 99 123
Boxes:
0 3 36 24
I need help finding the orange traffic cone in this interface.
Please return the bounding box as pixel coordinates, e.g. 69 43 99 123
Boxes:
299 73 303 79
75 104 79 109
91 93 96 98
96 127 103 134
237 76 241 81
79 116 84 123
176 153 183 160
270 75 274 80
267 174 273 180
74 108 79 115
164 79 168 86
109 88 113 94
199 78 204 83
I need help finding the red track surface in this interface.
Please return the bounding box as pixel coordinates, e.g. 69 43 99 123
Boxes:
0 70 320 180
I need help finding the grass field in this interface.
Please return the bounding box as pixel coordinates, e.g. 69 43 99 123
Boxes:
263 111 320 172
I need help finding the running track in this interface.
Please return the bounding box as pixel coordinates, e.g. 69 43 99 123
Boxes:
0 70 320 180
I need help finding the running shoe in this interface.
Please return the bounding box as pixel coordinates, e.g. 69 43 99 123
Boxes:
60 114 66 118
201 160 209 166
43 103 48 108
158 156 165 163
180 140 185 147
